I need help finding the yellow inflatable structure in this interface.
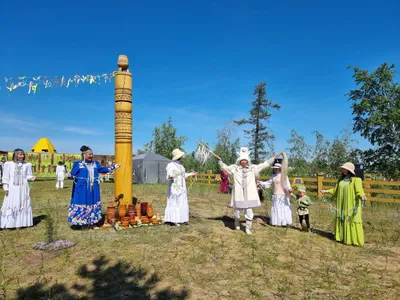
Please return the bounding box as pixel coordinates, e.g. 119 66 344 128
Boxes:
31 137 57 153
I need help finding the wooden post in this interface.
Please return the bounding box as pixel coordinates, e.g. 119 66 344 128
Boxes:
317 174 324 200
364 174 371 206
114 55 133 205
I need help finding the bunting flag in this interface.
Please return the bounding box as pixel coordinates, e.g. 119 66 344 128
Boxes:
1 72 116 94
321 197 361 221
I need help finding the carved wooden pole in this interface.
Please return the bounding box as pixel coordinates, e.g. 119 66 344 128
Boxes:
114 55 132 205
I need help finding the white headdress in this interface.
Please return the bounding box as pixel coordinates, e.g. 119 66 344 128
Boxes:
236 147 251 165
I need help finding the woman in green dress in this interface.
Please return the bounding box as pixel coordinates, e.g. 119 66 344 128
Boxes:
321 162 367 247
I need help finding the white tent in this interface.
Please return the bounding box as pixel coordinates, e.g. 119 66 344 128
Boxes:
132 154 171 184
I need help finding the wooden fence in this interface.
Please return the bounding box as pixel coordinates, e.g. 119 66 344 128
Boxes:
0 152 114 178
187 173 400 204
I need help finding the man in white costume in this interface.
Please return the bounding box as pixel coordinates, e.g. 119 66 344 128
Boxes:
55 161 66 189
214 147 280 235
1 148 36 229
164 149 197 226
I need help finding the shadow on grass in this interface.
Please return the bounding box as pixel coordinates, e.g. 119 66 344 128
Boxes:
33 215 46 226
206 215 236 230
312 228 335 241
16 255 189 300
207 215 274 230
253 215 271 226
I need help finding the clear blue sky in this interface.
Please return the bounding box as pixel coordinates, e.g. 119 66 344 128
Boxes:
1 0 399 157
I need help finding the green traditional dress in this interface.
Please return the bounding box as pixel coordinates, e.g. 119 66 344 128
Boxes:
326 177 365 247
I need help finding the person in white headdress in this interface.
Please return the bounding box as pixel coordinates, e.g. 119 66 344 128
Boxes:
259 162 293 226
164 149 197 226
213 148 280 235
55 161 66 189
1 148 36 229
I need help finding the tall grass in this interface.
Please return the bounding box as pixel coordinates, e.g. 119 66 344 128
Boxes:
0 180 398 299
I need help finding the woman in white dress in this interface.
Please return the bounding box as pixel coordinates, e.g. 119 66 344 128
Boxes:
1 149 36 229
260 163 293 226
55 161 66 189
164 149 197 226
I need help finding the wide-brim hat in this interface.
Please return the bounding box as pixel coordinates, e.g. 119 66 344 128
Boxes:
272 163 282 169
172 149 185 161
340 162 356 175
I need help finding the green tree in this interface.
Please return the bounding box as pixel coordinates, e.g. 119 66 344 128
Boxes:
310 131 330 175
184 123 241 174
347 62 400 178
214 122 240 165
234 82 280 164
286 129 312 176
323 129 358 177
143 117 188 159
181 151 202 173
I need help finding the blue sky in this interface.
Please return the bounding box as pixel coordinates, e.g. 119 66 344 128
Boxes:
1 0 399 157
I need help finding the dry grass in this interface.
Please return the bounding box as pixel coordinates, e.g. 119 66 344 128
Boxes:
0 181 399 299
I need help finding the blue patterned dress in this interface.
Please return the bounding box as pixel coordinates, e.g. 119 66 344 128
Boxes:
68 160 114 225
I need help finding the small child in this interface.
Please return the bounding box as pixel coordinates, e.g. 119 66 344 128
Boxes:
295 185 312 232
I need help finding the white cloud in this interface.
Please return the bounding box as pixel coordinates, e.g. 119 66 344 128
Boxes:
0 136 38 152
63 126 102 135
0 116 44 132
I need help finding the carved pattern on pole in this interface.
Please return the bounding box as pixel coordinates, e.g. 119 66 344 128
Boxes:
114 54 133 205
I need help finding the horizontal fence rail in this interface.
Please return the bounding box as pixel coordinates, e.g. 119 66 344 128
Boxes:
187 174 400 204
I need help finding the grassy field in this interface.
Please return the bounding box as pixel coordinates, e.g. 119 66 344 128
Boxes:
0 180 399 300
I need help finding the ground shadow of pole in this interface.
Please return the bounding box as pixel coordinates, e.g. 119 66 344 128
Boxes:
32 215 47 227
16 255 189 300
311 228 335 241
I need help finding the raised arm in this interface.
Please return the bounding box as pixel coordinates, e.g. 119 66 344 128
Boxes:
255 153 279 173
217 160 236 176
96 161 119 174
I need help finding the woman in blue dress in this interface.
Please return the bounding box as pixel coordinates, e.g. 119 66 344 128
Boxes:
68 145 120 228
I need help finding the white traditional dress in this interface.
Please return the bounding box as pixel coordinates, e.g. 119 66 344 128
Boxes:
56 165 66 189
164 161 194 224
0 161 34 228
218 149 275 234
260 173 292 226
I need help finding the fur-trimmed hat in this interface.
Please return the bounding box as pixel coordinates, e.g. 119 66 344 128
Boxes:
236 147 251 165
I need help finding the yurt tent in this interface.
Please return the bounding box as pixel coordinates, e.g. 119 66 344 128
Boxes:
132 154 171 184
31 137 57 152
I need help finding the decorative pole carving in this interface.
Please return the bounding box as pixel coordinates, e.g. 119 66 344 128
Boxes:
114 55 132 205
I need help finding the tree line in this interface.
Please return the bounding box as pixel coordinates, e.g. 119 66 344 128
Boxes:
136 63 400 179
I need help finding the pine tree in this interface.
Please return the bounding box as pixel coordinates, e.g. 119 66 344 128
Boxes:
234 82 280 163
